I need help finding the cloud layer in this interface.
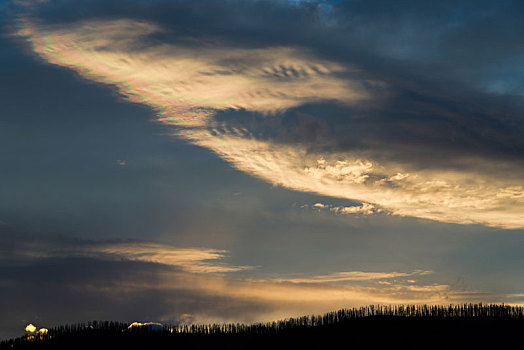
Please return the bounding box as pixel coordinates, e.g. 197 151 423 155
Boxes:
13 0 524 228
6 237 252 273
3 0 524 341
3 233 522 340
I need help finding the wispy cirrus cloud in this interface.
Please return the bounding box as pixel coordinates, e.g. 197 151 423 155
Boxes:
7 238 252 273
11 1 524 228
87 241 253 273
278 270 432 284
16 18 368 125
191 133 524 228
2 232 524 341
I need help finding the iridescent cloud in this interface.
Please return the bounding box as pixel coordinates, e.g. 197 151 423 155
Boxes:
17 18 367 126
15 17 524 228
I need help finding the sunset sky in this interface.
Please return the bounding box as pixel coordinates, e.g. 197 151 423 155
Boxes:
1 0 524 340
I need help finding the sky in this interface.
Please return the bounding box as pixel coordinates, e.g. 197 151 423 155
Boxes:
1 0 524 340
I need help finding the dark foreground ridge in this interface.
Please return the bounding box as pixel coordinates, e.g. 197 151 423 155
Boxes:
2 304 523 349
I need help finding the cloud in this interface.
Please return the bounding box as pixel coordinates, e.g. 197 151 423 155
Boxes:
16 18 367 122
332 204 378 215
2 233 523 340
24 324 36 333
312 203 327 209
310 202 381 215
22 324 48 342
85 241 254 273
11 0 524 229
279 270 432 284
192 133 524 228
36 328 48 335
3 0 524 340
6 237 253 273
128 322 163 331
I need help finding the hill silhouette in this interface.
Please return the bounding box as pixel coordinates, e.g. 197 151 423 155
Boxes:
2 304 522 349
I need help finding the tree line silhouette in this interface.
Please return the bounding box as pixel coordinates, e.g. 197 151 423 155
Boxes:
2 303 523 349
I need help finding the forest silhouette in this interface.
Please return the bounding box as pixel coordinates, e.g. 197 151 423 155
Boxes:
2 304 522 349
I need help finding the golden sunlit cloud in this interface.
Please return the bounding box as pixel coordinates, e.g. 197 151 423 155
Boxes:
10 237 455 310
24 324 36 333
10 237 524 324
15 17 524 228
128 322 163 330
36 328 48 335
16 18 367 127
14 239 253 274
311 202 381 215
276 270 432 283
86 265 523 324
191 132 524 228
86 241 254 273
